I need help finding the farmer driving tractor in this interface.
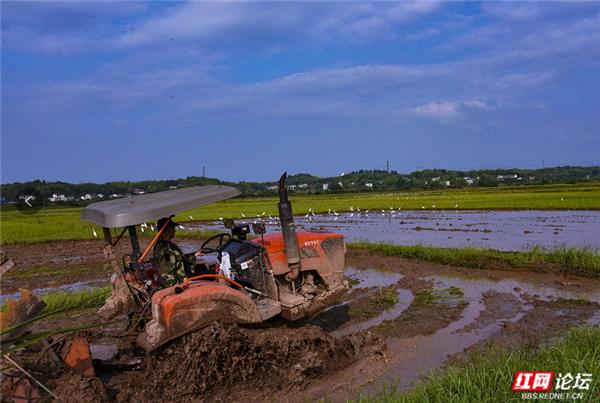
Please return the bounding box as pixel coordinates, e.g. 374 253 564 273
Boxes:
154 217 212 285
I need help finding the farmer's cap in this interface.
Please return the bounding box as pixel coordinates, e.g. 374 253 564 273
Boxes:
156 216 179 231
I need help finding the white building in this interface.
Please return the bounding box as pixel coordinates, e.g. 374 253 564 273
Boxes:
49 194 68 202
322 183 329 191
497 174 518 180
365 183 373 188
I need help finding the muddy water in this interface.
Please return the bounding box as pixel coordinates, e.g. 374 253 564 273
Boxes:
345 266 402 289
331 288 414 337
332 266 600 395
196 210 600 251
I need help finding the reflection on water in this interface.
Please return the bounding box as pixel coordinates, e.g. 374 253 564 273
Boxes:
344 266 600 396
193 210 600 251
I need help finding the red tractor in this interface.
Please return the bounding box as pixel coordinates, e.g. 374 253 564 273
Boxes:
82 173 348 351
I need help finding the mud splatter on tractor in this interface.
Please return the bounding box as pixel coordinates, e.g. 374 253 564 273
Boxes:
81 173 348 351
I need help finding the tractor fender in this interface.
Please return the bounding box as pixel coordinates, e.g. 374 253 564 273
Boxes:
137 281 261 351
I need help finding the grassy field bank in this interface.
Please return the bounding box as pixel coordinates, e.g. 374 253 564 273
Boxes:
362 325 600 402
2 183 599 244
350 242 600 278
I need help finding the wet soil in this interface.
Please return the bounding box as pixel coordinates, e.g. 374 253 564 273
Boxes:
3 246 600 402
115 322 384 402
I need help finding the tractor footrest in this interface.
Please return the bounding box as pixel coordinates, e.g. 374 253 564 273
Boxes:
256 298 281 321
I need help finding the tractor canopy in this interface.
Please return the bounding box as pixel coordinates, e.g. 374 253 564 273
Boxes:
81 185 240 228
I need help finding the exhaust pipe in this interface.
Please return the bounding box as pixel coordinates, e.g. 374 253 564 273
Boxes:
278 172 301 280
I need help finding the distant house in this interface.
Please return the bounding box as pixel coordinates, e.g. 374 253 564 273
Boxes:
497 174 518 180
80 194 92 200
133 188 146 195
96 193 104 199
322 183 329 191
49 193 69 202
110 193 122 198
443 181 451 187
298 183 308 189
365 183 373 188
288 184 297 190
463 177 476 185
168 186 178 189
266 185 278 191
431 177 441 182
337 182 344 187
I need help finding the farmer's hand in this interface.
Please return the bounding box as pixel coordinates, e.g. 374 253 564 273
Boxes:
194 251 203 257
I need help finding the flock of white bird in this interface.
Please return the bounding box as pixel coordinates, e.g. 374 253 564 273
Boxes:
92 205 461 237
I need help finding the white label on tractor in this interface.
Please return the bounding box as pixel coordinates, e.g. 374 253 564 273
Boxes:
240 262 249 270
304 240 320 246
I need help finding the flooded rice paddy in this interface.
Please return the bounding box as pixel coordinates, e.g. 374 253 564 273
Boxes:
194 210 600 251
330 264 600 394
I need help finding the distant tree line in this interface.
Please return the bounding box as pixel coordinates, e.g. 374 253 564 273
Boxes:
1 166 599 206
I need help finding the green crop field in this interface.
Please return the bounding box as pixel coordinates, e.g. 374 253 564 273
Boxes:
1 183 599 244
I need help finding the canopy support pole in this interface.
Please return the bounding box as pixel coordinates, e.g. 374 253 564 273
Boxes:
128 225 140 259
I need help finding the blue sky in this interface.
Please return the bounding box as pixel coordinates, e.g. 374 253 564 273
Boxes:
2 1 599 183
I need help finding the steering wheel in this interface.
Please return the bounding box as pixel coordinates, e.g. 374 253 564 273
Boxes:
200 233 231 254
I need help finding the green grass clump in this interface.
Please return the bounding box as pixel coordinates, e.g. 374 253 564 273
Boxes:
359 326 600 402
2 183 600 244
412 290 439 307
349 242 600 278
413 287 465 307
350 287 399 320
40 287 111 313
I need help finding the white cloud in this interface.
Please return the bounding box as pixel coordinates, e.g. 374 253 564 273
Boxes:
406 27 440 41
463 100 493 110
413 101 461 118
114 1 441 48
412 99 494 121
